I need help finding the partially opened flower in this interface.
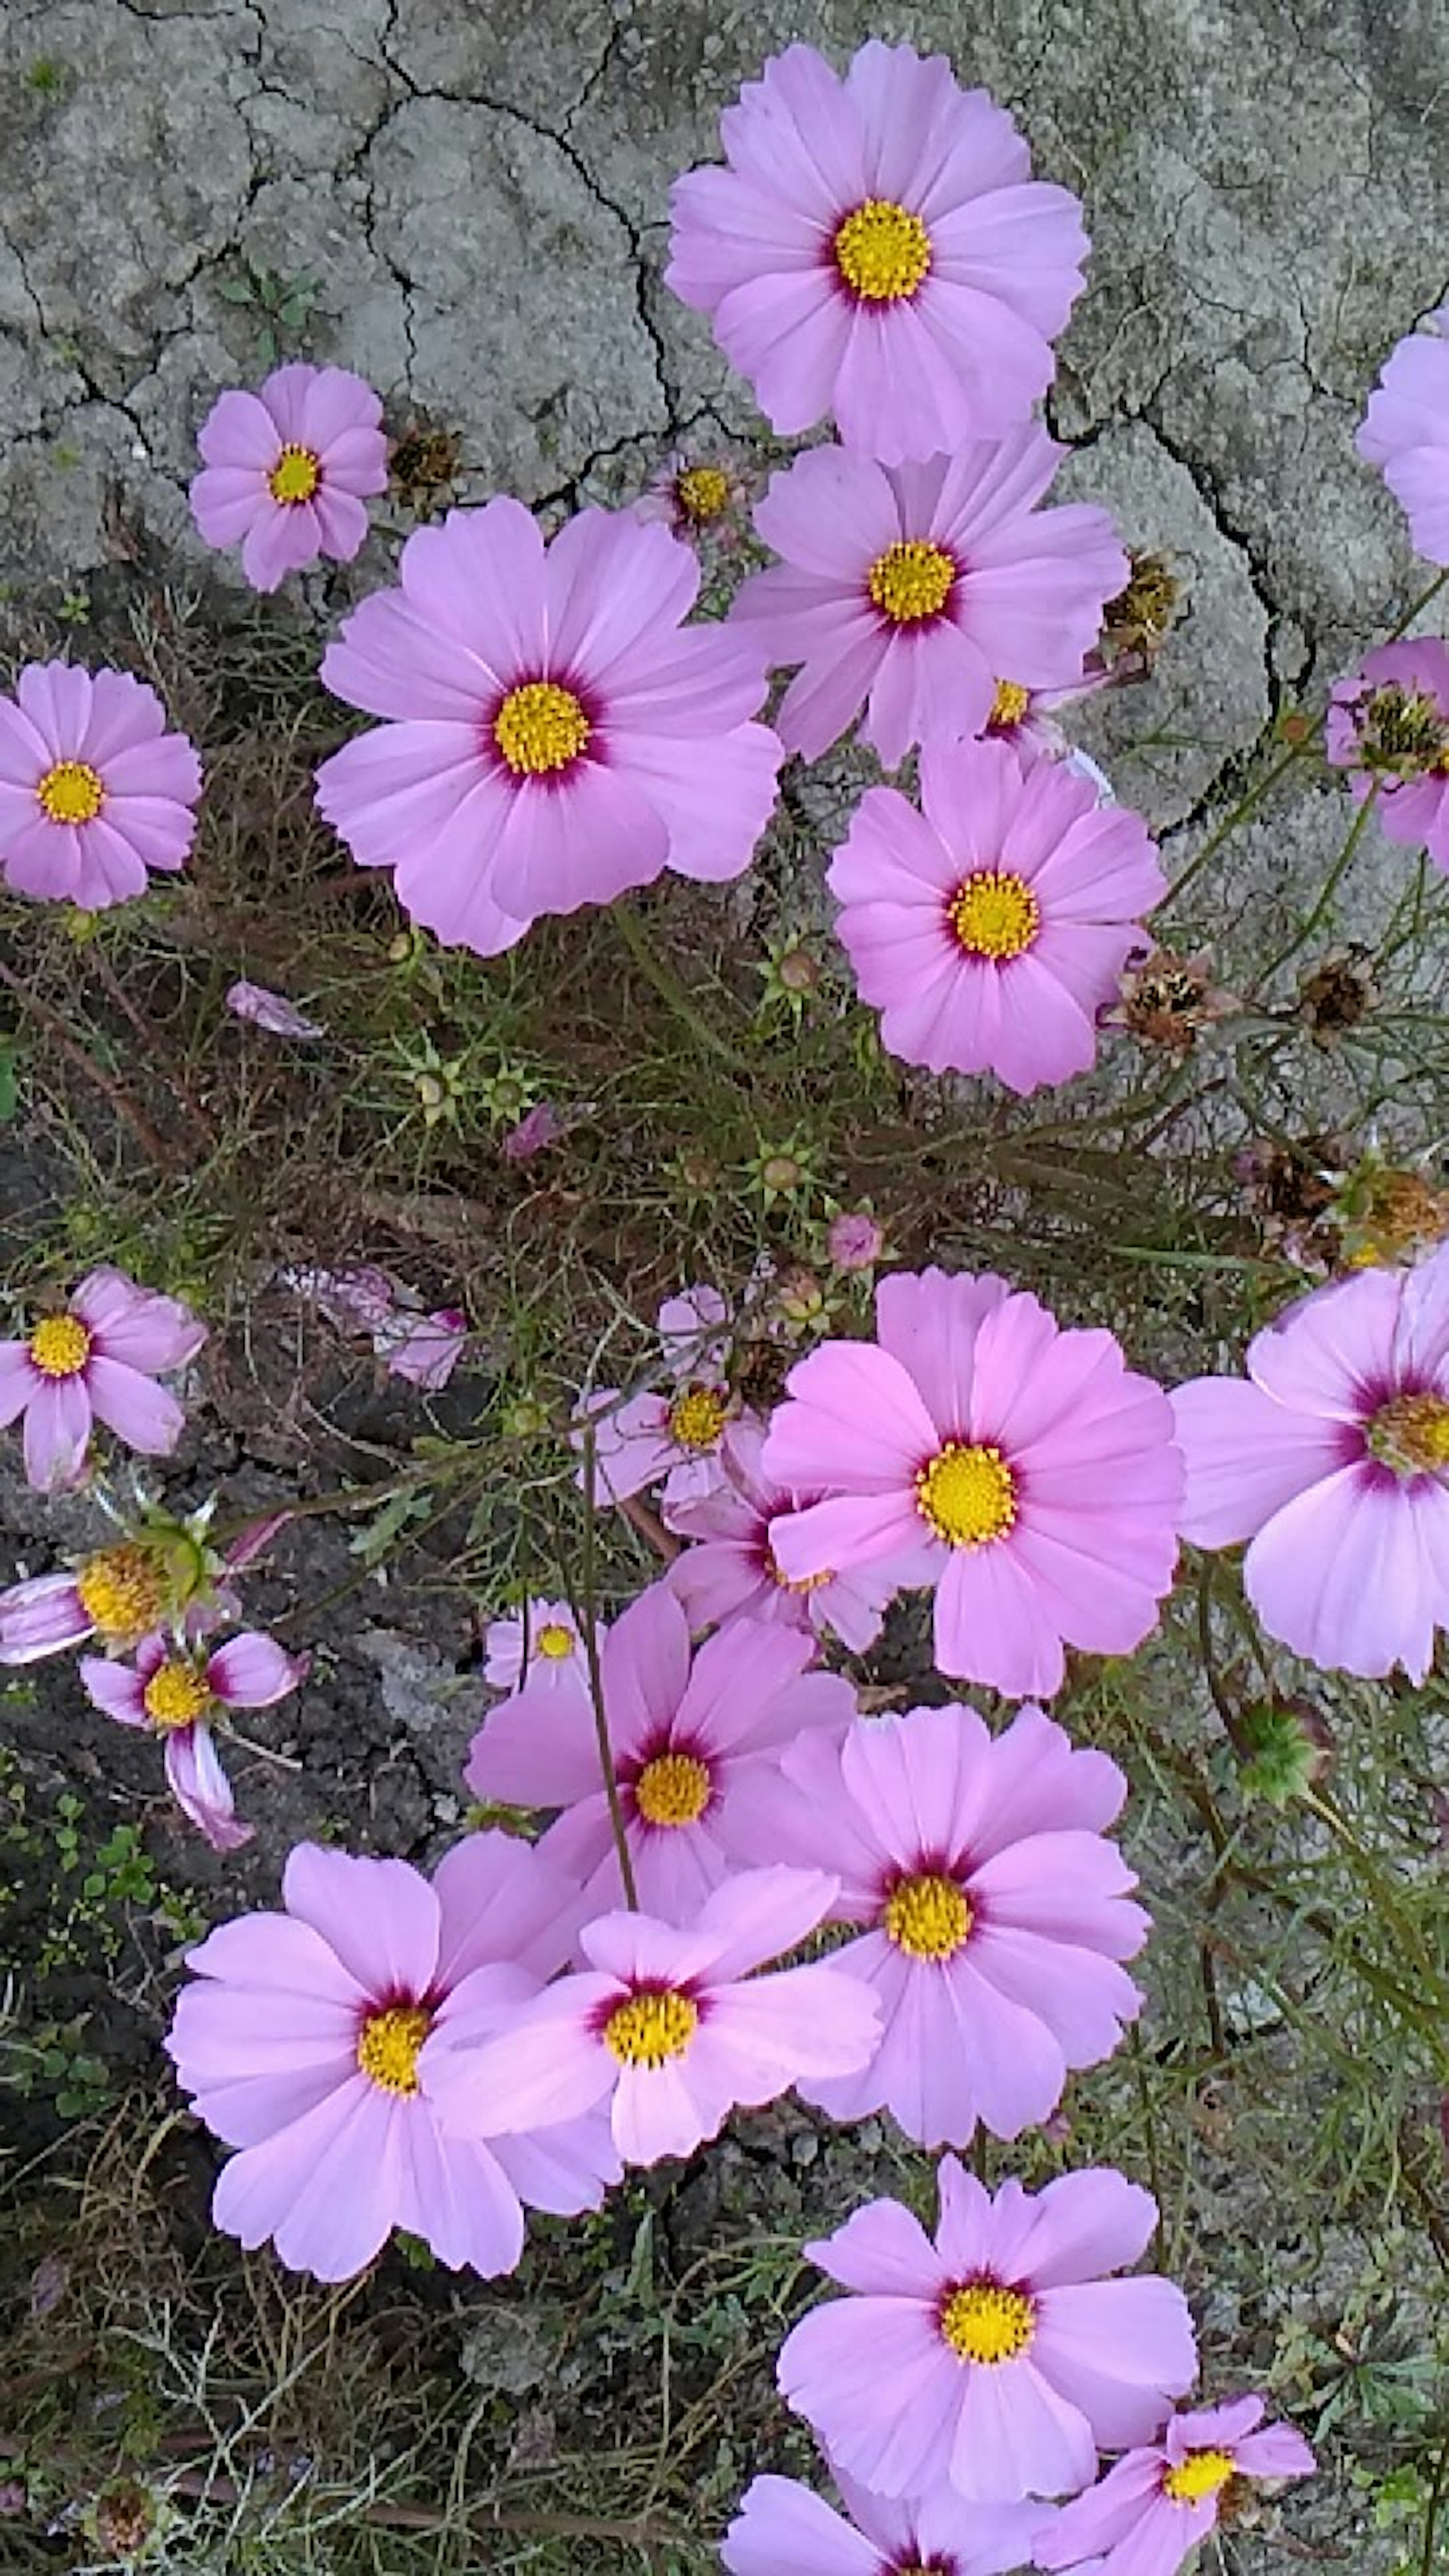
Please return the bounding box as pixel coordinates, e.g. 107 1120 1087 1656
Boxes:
225 981 326 1040
0 663 201 909
665 1418 894 1651
1171 1247 1449 1679
730 435 1125 764
639 451 749 544
1036 2395 1314 2576
465 1581 854 1917
315 501 782 957
382 1307 467 1392
667 42 1088 462
80 1628 305 1853
578 1285 738 1508
0 1267 206 1492
827 740 1164 1093
190 364 388 591
778 2157 1197 2503
483 1597 598 1696
723 2470 1053 2576
1326 639 1449 874
166 1836 618 2282
0 1510 239 1667
754 1703 1146 2145
1358 305 1449 563
765 1267 1183 1697
425 1865 879 2168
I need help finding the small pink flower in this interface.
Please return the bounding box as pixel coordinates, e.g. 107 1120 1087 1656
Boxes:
483 1597 600 1694
190 364 388 591
465 1579 854 1917
501 1101 564 1161
424 1865 880 2168
828 739 1164 1094
0 663 201 909
577 1284 737 1508
723 2471 1054 2576
637 452 749 544
778 2157 1197 2504
80 1628 305 1853
753 1702 1147 2146
731 434 1126 764
383 1308 467 1392
0 1267 206 1492
667 43 1088 461
827 1210 886 1273
1036 2395 1315 2574
166 1835 619 2281
1325 639 1449 874
764 1266 1183 1698
1358 305 1449 563
665 1418 895 1652
1172 1246 1449 1679
226 980 325 1039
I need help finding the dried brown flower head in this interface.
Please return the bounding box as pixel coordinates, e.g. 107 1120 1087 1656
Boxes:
1102 550 1182 669
1297 944 1380 1044
1105 946 1238 1052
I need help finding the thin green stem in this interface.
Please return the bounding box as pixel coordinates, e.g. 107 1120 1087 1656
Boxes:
1419 2418 1449 2576
577 1424 638 1907
1386 565 1449 644
1164 739 1309 909
1257 782 1380 988
612 901 755 1073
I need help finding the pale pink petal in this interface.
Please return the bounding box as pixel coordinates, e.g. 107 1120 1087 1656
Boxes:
22 1373 93 1490
165 1724 253 1853
281 1845 440 2002
84 1355 186 1457
206 1630 305 1709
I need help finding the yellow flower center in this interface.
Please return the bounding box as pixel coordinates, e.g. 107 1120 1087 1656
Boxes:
675 463 731 522
27 1315 92 1378
916 1442 1016 1546
634 1750 712 1827
867 538 956 626
834 198 932 301
669 1384 728 1452
948 871 1040 960
989 678 1032 729
535 1621 575 1659
356 2002 432 2096
1368 1390 1449 1475
493 680 591 777
36 759 104 826
1162 2448 1236 2505
268 443 322 504
884 1871 972 1960
939 2280 1036 2366
75 1544 169 1648
141 1661 212 1730
603 1988 698 2067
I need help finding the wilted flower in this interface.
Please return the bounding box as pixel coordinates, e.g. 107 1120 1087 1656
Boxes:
826 1210 887 1273
501 1101 565 1162
1100 549 1182 671
80 1627 305 1853
382 1307 467 1392
225 980 325 1040
1104 944 1238 1053
1296 944 1380 1045
1327 641 1449 873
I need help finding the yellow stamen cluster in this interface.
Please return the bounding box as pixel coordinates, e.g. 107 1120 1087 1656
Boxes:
27 1315 92 1378
142 1661 212 1730
494 680 591 777
37 759 104 825
669 1385 728 1452
939 2279 1036 2365
884 1871 972 1960
75 1545 169 1649
634 1750 712 1827
603 1988 698 2066
268 443 322 504
916 1442 1016 1546
1162 2448 1235 2504
868 538 956 626
1367 1390 1449 1476
675 463 732 523
948 871 1041 961
535 1621 576 1660
766 1550 833 1596
834 198 932 301
356 2002 432 2096
989 678 1032 729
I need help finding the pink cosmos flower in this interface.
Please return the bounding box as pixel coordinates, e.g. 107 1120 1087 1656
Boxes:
1171 1247 1449 1679
1325 639 1449 874
1358 305 1449 562
754 1702 1146 2145
827 740 1164 1093
0 663 201 909
225 980 325 1039
314 501 783 957
1036 2396 1314 2576
464 1579 854 1918
664 1418 895 1652
382 1307 467 1392
79 1627 305 1853
0 1267 206 1493
666 42 1088 463
778 2158 1197 2504
730 435 1126 764
424 1865 880 2168
190 364 389 591
579 1284 738 1509
166 1835 620 2282
723 2470 1053 2576
482 1597 598 1695
637 451 750 544
764 1267 1183 1697
985 665 1113 762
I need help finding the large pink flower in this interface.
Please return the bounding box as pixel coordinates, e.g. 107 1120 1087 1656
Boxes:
0 663 201 909
166 1836 618 2282
1325 639 1449 874
464 1580 855 1919
425 1865 879 2168
723 2470 1053 2576
0 1266 206 1493
828 740 1163 1092
665 1417 895 1652
777 2158 1197 2504
764 1267 1183 1697
1358 305 1449 563
730 435 1125 764
752 1703 1146 2145
190 364 389 591
315 502 783 956
666 42 1088 463
1171 1247 1449 1679
80 1627 304 1853
1036 2395 1314 2576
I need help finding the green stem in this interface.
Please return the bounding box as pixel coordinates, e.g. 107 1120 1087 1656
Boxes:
1386 565 1449 644
1164 739 1309 909
577 1425 638 1907
612 902 755 1073
1256 781 1380 989
1419 2418 1449 2576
